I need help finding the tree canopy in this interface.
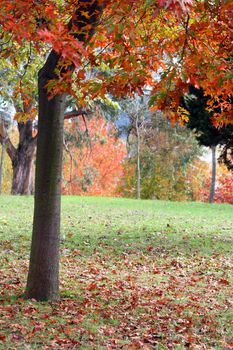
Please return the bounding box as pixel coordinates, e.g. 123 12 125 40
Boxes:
1 0 232 123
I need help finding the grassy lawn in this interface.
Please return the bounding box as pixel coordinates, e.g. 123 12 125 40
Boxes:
0 196 233 349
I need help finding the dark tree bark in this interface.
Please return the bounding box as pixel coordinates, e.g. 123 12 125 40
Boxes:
209 145 217 203
25 0 104 301
11 121 37 195
25 51 66 300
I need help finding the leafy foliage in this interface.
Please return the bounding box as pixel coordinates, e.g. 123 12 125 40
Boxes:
201 165 233 205
62 115 126 196
215 172 233 204
0 0 232 123
185 158 210 202
0 145 12 193
118 110 202 200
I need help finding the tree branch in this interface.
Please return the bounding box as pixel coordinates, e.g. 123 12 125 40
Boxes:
64 108 89 120
63 138 73 184
0 133 16 161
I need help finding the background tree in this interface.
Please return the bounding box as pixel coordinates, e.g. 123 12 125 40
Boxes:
186 159 211 202
118 106 201 200
218 132 233 171
0 43 90 195
200 164 233 204
215 170 233 204
0 45 44 194
117 96 151 199
183 86 233 203
63 115 126 196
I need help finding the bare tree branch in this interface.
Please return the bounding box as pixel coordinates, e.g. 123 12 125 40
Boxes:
63 138 74 185
64 108 89 120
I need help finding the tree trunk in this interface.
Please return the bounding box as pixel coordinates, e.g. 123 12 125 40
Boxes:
0 138 5 194
11 142 36 195
1 118 36 195
209 145 216 203
136 114 141 199
25 51 66 300
12 157 34 195
25 0 104 301
10 120 37 195
0 115 37 195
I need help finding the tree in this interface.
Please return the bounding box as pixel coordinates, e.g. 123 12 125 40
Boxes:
0 48 43 194
183 86 233 203
215 171 233 204
186 159 211 202
0 53 85 195
219 133 233 172
201 165 233 205
25 1 105 301
63 115 126 196
1 0 232 300
117 96 150 199
0 115 37 195
118 108 201 200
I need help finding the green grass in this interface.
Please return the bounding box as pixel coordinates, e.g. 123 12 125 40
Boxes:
0 196 233 349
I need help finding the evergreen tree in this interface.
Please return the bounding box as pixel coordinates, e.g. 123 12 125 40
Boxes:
183 86 233 203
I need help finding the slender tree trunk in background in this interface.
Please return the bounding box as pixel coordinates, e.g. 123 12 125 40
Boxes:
209 145 216 203
136 114 141 199
0 139 5 194
25 0 104 301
